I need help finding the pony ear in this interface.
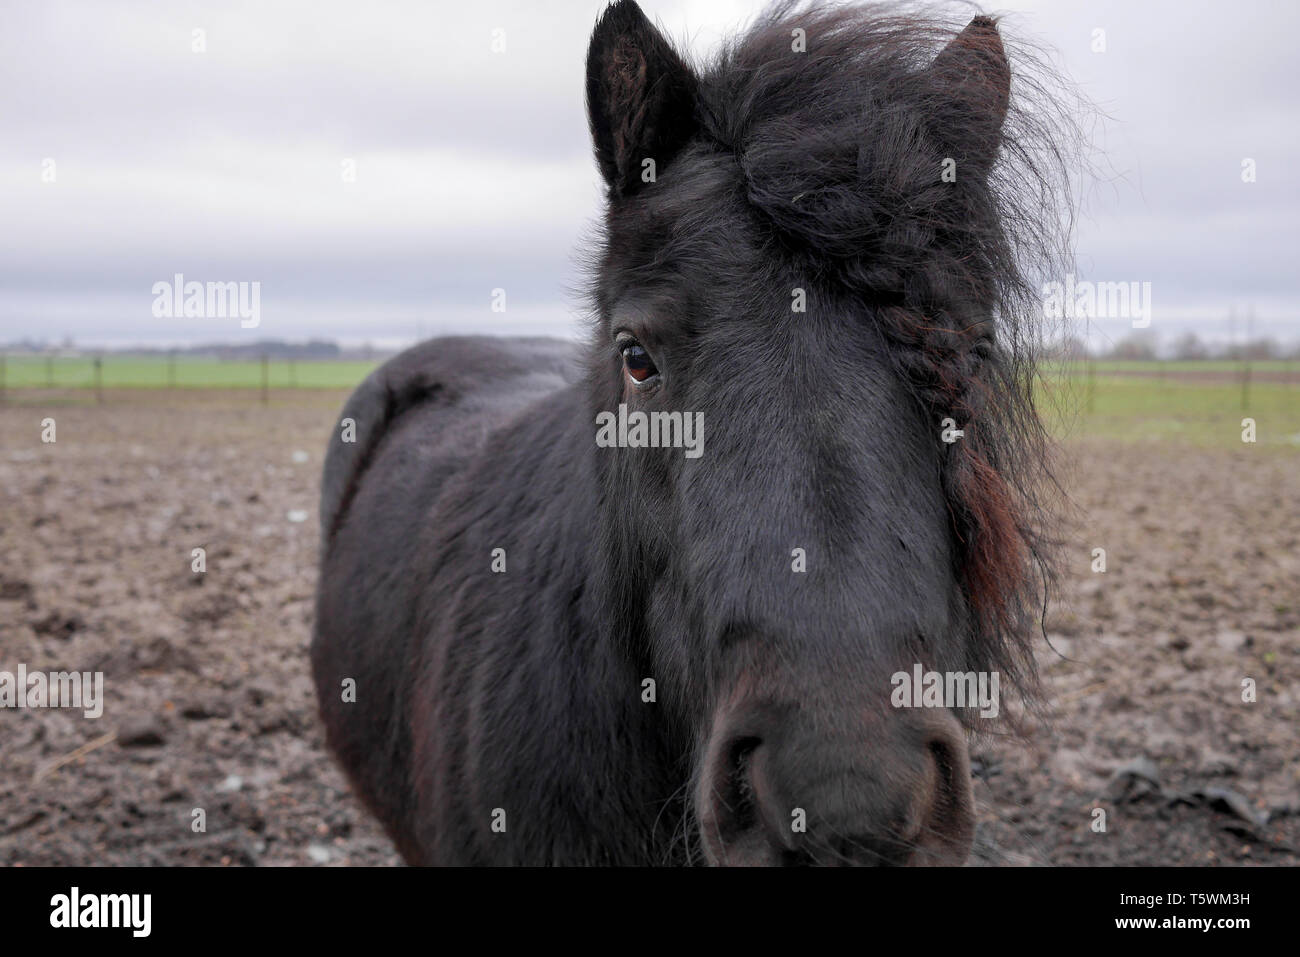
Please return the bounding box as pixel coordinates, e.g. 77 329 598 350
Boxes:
926 16 1010 166
586 0 698 198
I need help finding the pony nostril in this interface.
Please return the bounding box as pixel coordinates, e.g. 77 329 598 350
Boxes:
698 733 782 865
910 732 975 864
715 736 763 838
929 739 958 793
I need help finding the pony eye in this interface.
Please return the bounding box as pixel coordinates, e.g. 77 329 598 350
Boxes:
620 342 659 383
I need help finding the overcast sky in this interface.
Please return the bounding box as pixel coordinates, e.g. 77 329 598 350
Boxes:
3 0 1297 350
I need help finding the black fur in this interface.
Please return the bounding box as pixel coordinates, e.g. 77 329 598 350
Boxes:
312 0 1076 865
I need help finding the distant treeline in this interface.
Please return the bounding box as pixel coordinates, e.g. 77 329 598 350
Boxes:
1052 332 1299 362
0 339 388 361
6 332 1297 363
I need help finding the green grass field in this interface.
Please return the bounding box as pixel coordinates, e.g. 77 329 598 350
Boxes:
0 355 379 390
1043 369 1298 447
2 355 1296 447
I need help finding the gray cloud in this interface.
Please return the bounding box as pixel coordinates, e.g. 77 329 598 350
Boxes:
2 0 1297 348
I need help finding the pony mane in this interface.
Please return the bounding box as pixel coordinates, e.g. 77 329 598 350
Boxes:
689 1 1086 695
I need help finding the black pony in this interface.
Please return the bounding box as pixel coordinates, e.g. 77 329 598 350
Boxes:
312 0 1074 865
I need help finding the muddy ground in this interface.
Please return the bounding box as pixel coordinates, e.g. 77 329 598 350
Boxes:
1 390 1296 866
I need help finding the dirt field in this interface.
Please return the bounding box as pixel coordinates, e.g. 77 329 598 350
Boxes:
1 391 1297 866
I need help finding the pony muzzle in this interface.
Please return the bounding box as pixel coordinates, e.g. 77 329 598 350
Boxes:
695 696 975 866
